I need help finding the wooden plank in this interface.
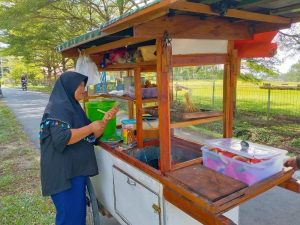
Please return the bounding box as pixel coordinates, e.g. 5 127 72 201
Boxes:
164 188 236 225
62 48 80 58
88 93 157 103
101 0 185 34
171 158 203 171
173 54 229 67
134 67 144 148
143 128 159 139
98 61 156 71
170 115 223 129
181 111 223 120
278 178 300 193
214 167 294 214
98 54 227 71
85 37 150 55
254 22 290 34
157 38 172 173
171 1 291 24
236 0 275 8
167 164 247 202
134 15 252 40
223 41 235 138
98 142 162 179
127 70 134 119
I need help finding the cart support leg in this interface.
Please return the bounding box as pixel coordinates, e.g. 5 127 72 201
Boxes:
157 37 172 172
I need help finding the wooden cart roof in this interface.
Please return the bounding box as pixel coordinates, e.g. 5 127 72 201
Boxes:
56 0 300 55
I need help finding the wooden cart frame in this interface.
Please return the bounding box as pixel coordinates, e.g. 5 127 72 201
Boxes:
57 1 300 224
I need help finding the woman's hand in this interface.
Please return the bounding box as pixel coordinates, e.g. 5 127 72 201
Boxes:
103 106 119 122
89 120 107 138
284 156 298 170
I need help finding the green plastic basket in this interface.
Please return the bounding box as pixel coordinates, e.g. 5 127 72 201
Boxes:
86 100 116 138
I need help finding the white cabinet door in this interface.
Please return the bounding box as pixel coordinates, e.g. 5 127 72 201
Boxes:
113 166 161 225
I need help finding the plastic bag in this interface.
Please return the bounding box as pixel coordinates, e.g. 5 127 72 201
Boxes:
75 55 99 86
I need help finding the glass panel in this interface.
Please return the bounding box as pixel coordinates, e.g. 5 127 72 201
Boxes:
170 65 224 164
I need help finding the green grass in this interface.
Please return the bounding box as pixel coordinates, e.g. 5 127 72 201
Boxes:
0 193 54 225
2 84 53 94
291 138 300 148
27 85 53 93
169 79 300 153
0 101 55 225
174 80 300 117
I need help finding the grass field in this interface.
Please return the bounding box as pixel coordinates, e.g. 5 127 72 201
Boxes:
172 80 300 153
173 80 300 117
0 101 55 225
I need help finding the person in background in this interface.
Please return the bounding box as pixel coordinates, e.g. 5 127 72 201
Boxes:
39 71 118 225
21 75 27 91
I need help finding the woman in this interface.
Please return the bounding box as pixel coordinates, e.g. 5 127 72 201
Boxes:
39 71 118 225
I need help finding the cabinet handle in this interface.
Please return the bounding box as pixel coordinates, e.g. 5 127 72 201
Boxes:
152 204 161 214
127 177 136 186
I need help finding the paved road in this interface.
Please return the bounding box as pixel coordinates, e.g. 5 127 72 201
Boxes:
2 87 300 225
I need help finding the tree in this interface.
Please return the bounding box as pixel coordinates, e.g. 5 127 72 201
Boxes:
0 0 152 84
5 58 43 85
277 23 300 58
283 61 300 82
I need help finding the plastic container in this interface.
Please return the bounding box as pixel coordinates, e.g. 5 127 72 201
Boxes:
86 100 116 138
128 86 157 99
121 119 136 145
201 138 285 185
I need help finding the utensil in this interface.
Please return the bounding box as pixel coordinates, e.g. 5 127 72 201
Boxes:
97 109 107 114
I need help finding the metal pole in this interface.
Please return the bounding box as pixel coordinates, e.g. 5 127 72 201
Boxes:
212 80 215 109
267 88 271 121
0 58 3 97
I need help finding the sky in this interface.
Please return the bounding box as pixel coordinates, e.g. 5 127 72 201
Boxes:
275 23 300 74
278 55 300 73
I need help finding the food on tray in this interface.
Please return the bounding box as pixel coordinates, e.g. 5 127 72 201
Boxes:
208 147 265 164
144 80 157 88
184 93 198 113
232 155 250 163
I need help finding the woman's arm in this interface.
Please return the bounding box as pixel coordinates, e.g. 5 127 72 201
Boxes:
67 107 119 145
68 121 105 145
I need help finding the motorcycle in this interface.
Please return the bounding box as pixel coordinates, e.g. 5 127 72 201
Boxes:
21 80 27 91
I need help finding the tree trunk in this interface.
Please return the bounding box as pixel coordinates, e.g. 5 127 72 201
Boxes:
47 66 52 86
62 57 67 72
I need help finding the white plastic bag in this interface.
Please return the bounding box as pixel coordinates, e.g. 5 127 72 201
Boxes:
75 55 99 86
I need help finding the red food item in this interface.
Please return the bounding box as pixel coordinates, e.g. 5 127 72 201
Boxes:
210 147 223 153
250 158 262 164
220 151 236 158
233 155 250 163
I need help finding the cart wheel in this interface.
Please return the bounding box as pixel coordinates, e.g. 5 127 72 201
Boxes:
86 178 101 225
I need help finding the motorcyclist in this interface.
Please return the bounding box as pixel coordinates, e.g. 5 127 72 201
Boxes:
21 75 27 91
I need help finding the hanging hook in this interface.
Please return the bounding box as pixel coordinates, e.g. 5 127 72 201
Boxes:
163 31 172 48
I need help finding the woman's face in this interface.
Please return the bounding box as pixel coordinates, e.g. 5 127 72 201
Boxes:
74 81 86 101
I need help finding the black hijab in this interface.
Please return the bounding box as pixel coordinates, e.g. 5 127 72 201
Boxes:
41 71 90 128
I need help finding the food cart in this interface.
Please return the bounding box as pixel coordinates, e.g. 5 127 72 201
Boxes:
56 1 300 224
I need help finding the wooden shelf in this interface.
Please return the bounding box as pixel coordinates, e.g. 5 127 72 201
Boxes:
87 93 157 103
98 61 156 71
170 115 223 128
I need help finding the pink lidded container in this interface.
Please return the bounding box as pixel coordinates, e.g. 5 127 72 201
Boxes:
201 138 285 185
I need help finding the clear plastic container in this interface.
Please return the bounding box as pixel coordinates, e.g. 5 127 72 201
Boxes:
201 138 285 185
